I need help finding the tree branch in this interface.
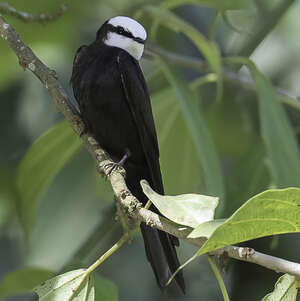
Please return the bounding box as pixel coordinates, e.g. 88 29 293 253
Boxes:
1 14 300 280
0 2 67 23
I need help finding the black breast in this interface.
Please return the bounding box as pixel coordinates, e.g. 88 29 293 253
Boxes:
71 43 146 164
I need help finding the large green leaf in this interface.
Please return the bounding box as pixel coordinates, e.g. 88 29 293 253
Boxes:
197 188 300 256
262 274 298 301
0 267 54 299
227 57 300 188
16 120 82 235
34 269 94 301
141 180 218 227
143 5 223 102
161 0 252 11
252 66 300 188
159 61 225 200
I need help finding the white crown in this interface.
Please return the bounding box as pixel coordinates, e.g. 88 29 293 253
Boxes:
105 16 146 60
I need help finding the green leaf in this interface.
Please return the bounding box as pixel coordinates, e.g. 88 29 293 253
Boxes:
252 66 300 188
143 5 223 102
227 57 300 188
34 269 94 301
16 121 82 235
197 188 300 256
0 267 54 299
158 60 225 201
151 88 202 195
161 0 251 11
94 274 118 301
188 219 226 238
141 180 218 227
262 274 297 301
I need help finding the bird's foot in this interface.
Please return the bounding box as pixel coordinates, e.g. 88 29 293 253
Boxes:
106 149 131 177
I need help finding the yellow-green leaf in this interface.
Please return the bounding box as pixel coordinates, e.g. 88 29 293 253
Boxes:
197 188 300 256
262 274 298 301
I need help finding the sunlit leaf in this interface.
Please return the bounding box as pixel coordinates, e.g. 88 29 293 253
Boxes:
0 268 53 299
16 121 82 235
143 5 223 102
158 60 225 200
34 269 94 301
141 180 218 227
262 274 298 301
188 219 226 238
196 188 300 256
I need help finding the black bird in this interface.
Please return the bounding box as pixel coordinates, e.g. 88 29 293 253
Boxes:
71 16 185 292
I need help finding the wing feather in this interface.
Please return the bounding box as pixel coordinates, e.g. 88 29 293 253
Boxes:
117 52 164 194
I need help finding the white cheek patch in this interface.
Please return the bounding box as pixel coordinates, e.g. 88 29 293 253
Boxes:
104 32 144 60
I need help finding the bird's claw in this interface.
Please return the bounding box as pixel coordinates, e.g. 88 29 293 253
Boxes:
106 150 131 177
106 161 124 177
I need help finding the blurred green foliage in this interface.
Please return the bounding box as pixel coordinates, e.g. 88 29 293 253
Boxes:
1 0 300 300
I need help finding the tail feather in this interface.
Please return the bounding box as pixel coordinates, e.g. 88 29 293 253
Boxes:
140 223 186 293
125 163 185 293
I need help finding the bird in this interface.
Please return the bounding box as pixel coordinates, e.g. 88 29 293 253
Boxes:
70 16 185 293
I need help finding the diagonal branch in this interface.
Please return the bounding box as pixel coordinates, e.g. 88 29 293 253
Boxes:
0 2 67 23
1 14 300 280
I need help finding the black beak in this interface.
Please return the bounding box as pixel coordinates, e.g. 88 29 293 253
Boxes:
134 37 145 45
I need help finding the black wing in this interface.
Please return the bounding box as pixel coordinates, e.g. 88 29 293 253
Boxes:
117 52 163 194
70 45 88 95
117 52 185 293
71 45 95 131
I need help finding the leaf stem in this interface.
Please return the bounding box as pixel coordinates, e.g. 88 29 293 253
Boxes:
207 255 230 301
85 235 128 275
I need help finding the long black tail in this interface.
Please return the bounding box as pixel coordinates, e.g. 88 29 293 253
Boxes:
125 163 185 293
140 223 185 292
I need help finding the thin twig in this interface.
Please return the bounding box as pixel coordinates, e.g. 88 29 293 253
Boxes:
0 2 67 23
207 255 230 301
85 235 128 274
1 14 300 280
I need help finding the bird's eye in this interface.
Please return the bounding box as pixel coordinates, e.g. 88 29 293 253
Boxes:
117 28 125 35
